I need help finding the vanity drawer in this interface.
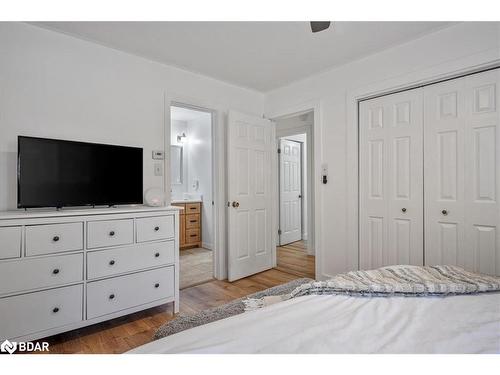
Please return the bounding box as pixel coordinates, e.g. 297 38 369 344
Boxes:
87 241 175 280
0 253 84 296
0 284 83 340
185 228 200 244
136 215 174 243
185 214 200 229
26 222 83 256
87 219 134 249
185 203 201 214
86 266 174 319
0 226 22 259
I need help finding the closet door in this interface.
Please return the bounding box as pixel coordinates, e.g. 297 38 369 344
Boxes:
359 88 424 269
424 69 500 275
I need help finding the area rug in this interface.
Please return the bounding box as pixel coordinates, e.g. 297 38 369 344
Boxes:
154 277 313 340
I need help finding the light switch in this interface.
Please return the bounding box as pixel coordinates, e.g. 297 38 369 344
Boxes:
154 162 163 176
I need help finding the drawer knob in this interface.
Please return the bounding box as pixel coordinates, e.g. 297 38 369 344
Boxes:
53 235 60 242
52 268 60 275
109 294 115 300
109 231 115 237
154 283 160 288
109 260 115 266
155 252 160 258
442 209 448 216
401 208 407 213
154 226 160 232
52 307 60 313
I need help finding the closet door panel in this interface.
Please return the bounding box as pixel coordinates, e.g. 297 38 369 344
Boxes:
360 88 423 269
424 78 466 267
464 69 500 275
425 69 499 275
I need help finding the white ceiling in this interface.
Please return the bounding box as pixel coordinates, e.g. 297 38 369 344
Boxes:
32 21 457 92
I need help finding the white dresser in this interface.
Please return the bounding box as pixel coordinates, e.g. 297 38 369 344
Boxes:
0 206 180 341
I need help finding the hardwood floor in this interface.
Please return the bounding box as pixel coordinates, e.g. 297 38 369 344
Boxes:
276 240 315 279
37 268 302 354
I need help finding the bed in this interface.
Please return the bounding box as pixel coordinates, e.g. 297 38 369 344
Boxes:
129 291 500 354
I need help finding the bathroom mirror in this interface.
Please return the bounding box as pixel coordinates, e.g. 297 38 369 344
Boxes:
170 145 183 185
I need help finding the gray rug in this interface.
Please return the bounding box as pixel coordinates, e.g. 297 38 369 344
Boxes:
154 278 313 340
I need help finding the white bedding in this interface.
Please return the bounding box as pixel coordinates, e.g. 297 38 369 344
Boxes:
129 293 500 354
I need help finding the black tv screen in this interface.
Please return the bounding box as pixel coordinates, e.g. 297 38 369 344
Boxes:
18 136 143 208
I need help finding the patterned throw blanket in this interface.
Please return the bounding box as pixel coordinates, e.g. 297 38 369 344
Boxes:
243 265 500 311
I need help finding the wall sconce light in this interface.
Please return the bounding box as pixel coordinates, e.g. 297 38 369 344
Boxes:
177 132 187 143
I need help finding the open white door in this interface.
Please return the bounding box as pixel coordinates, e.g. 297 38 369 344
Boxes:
279 139 302 245
227 110 275 281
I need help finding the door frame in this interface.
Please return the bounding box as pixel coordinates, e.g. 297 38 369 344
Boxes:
346 59 500 272
164 94 224 280
278 138 303 247
276 126 313 255
268 101 321 278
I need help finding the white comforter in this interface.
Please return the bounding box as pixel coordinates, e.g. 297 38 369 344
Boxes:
129 293 500 354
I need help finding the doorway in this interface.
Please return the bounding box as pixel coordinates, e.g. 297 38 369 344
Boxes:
170 104 215 288
275 111 315 279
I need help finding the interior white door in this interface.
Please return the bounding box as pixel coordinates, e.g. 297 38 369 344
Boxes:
227 110 275 281
359 88 424 269
424 69 500 275
279 139 302 245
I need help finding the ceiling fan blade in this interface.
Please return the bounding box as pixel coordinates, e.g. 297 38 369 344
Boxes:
310 21 331 33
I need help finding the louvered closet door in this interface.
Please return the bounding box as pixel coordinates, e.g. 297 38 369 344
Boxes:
424 69 500 275
359 88 424 269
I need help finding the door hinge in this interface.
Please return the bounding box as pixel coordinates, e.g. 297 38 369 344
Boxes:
278 229 282 235
277 148 281 154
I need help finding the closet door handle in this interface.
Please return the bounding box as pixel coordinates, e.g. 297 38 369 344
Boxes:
442 209 448 216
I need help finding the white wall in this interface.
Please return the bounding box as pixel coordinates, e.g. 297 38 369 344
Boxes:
265 22 500 279
170 120 189 198
170 113 213 250
186 115 213 249
0 22 264 211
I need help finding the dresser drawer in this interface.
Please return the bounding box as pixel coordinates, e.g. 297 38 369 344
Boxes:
186 228 200 244
0 226 22 259
185 203 201 214
87 219 134 249
26 222 83 256
0 253 83 296
185 214 200 229
87 241 175 280
136 215 174 243
86 266 174 319
0 284 83 340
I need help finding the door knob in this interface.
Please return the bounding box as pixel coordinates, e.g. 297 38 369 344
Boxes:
401 208 407 213
298 195 302 198
232 201 240 208
442 209 448 216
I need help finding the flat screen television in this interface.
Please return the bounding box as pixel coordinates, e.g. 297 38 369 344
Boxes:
17 136 143 208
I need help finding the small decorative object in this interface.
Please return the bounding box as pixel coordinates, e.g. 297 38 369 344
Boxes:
144 187 166 207
177 132 187 143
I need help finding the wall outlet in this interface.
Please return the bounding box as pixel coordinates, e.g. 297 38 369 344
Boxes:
154 162 163 176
